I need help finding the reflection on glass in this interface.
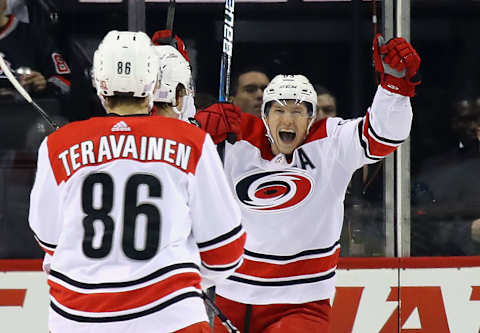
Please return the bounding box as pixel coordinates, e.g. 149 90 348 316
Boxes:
412 98 480 256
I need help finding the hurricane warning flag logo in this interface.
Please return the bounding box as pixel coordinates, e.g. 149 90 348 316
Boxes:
235 169 314 212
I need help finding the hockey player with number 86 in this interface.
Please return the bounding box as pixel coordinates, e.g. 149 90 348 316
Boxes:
29 30 245 333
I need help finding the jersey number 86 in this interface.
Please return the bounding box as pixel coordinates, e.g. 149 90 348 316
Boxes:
81 172 161 260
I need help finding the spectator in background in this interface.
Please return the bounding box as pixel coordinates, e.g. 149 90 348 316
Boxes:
313 84 337 119
0 0 71 98
412 97 480 255
194 92 217 110
231 67 269 117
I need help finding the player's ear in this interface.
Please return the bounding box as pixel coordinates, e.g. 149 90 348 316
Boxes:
175 84 186 107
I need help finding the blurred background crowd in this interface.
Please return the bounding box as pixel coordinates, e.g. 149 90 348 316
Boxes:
1 0 479 259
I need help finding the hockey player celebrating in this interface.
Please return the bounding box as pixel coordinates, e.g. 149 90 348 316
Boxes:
194 34 420 332
29 30 245 333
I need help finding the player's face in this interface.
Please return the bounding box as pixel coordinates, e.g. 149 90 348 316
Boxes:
266 100 311 155
233 72 269 117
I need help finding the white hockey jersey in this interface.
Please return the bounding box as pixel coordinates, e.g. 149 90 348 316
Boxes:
215 86 412 305
29 115 246 333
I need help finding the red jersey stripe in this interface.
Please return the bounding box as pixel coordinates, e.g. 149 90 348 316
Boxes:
200 232 246 266
48 272 201 313
237 248 340 279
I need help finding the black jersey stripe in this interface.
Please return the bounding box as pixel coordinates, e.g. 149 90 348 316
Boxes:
244 241 340 261
33 234 57 249
50 291 201 323
201 258 242 272
228 271 336 286
367 119 405 145
197 224 243 249
358 121 382 161
49 262 200 289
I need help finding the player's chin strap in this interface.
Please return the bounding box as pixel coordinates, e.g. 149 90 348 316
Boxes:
148 96 155 114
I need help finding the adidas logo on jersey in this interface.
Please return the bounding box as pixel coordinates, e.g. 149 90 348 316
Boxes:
111 121 131 132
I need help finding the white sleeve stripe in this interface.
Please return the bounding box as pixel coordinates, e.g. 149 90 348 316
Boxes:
201 258 243 272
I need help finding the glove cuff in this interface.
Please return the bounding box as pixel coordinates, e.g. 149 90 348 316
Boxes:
381 74 418 97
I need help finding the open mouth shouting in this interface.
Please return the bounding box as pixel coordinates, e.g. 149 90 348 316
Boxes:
278 128 297 144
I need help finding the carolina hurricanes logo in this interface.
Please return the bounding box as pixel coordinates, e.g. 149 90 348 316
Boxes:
235 169 314 212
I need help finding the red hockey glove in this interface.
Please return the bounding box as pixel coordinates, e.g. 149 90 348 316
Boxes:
195 103 242 144
152 29 190 62
373 33 421 97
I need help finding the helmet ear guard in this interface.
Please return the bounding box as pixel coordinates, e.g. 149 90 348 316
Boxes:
93 31 160 102
153 45 194 110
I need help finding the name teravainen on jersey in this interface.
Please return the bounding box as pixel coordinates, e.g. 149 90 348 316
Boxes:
58 134 192 176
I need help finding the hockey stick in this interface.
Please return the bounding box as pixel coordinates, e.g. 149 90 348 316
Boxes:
216 0 236 159
166 0 176 37
0 55 59 130
202 291 239 333
218 0 235 102
208 0 236 325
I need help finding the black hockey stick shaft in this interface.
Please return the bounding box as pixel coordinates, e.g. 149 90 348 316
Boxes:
218 0 235 102
166 0 175 33
202 291 239 333
216 0 236 159
166 0 176 46
213 0 236 308
31 100 60 130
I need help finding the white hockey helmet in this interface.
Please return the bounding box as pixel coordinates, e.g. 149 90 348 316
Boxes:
93 30 159 99
261 75 318 142
153 45 193 107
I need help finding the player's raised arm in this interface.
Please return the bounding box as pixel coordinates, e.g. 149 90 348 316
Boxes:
326 35 421 171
